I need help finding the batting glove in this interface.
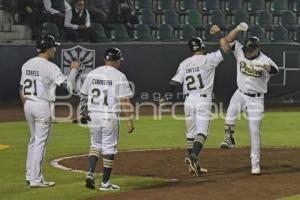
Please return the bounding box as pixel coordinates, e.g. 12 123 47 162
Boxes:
237 22 248 32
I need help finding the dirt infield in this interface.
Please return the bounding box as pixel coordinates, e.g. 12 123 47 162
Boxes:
59 148 300 200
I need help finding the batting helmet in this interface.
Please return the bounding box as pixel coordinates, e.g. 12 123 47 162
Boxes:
104 47 124 61
36 35 61 53
242 36 260 53
188 37 206 53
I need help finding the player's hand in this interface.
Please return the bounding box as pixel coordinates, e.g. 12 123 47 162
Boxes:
210 25 221 35
70 61 80 69
236 22 248 32
82 114 91 122
159 97 166 106
80 106 91 122
128 120 134 133
259 64 272 72
72 115 90 124
58 12 65 17
26 6 32 13
78 25 88 30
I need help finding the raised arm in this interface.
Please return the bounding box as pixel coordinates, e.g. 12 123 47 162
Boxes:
210 23 249 53
65 61 80 92
225 22 248 42
209 25 231 53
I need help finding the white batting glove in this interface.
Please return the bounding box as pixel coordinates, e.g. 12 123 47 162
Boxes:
237 22 248 32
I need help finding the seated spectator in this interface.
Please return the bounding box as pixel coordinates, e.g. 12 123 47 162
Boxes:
17 0 48 39
64 0 97 42
43 0 71 29
86 0 123 25
86 0 109 25
119 0 138 27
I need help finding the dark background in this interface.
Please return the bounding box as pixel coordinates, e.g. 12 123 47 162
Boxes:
1 42 299 104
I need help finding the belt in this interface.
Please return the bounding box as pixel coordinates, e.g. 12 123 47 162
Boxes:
185 94 208 98
239 90 262 97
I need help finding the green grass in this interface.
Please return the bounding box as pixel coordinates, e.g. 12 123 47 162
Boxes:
281 194 300 200
0 112 299 200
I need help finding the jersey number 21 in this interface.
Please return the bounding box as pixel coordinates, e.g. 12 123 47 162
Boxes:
23 79 37 96
91 88 108 106
186 74 204 91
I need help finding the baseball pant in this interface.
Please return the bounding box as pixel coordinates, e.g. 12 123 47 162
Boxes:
88 112 119 155
225 89 264 168
184 94 213 139
24 100 53 185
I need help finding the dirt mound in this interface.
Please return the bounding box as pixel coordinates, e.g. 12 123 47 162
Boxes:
59 148 300 200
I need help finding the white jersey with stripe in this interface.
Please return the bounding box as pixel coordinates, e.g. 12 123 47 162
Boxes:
80 65 132 113
172 50 223 95
230 41 279 94
20 57 66 102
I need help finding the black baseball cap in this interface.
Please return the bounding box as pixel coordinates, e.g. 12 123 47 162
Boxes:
36 35 61 53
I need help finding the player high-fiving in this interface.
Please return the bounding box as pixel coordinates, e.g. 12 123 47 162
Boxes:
160 26 227 176
213 23 279 175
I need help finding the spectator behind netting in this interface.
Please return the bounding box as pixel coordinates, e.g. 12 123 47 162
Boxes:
17 0 48 39
64 0 97 42
43 0 71 29
119 0 138 27
86 0 109 26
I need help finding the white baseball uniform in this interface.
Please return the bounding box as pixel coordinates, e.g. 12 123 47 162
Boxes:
172 50 224 138
225 41 279 170
20 56 77 185
80 65 132 155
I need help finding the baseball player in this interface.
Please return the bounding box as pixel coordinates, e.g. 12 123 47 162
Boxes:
80 47 134 191
214 23 279 174
20 35 80 187
160 32 227 176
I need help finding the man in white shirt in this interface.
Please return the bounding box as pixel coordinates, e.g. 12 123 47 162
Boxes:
80 47 134 191
160 30 227 176
211 23 279 175
64 0 97 42
43 0 71 29
20 35 79 187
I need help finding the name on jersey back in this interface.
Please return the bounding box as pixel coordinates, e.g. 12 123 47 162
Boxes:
186 66 200 74
92 79 112 86
26 70 39 77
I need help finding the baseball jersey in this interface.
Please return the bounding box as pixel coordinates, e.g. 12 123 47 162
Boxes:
20 57 66 102
172 50 223 95
230 41 279 94
80 65 132 113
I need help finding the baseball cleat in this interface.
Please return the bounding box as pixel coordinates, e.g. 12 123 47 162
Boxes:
251 166 261 175
85 171 96 189
184 157 207 176
220 136 235 149
99 181 120 191
197 166 208 174
30 181 55 188
184 157 193 175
